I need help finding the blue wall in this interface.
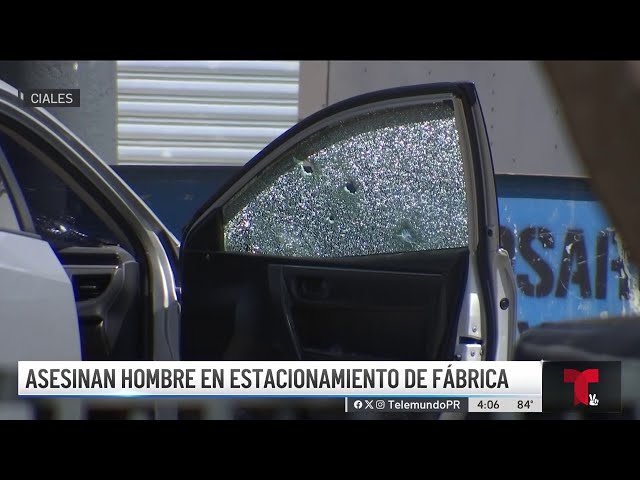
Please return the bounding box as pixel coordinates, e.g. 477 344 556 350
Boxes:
496 176 632 328
114 166 634 328
114 166 240 240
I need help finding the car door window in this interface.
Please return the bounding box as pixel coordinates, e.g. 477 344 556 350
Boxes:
0 129 122 251
223 100 469 258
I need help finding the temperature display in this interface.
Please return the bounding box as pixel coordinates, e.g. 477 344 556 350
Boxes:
469 397 541 412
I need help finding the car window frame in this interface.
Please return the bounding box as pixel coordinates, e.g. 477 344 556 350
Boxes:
0 119 136 255
0 140 39 238
219 95 473 259
185 84 486 242
184 86 488 262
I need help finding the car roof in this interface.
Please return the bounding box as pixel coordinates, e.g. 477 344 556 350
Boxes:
0 79 18 96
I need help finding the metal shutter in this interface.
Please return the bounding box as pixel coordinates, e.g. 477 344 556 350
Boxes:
116 61 300 165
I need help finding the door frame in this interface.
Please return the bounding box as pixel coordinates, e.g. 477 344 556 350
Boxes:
182 82 507 360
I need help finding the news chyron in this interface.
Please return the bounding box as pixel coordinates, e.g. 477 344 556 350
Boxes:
20 89 80 108
18 361 621 415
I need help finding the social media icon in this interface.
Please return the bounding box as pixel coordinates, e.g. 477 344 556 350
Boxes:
365 400 374 409
376 400 385 410
353 400 363 410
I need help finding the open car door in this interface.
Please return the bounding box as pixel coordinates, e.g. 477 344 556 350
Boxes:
179 83 517 363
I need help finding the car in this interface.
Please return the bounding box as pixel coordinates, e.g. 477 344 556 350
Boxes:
0 80 516 374
0 79 181 366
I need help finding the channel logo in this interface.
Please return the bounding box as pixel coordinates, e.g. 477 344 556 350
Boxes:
543 361 621 413
564 368 599 406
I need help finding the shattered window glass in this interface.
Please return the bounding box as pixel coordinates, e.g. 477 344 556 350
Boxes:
223 100 469 258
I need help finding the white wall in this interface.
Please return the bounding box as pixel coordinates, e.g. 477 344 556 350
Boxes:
117 61 300 166
299 61 584 177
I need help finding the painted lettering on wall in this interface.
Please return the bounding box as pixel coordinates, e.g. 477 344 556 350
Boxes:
500 226 628 301
498 195 635 328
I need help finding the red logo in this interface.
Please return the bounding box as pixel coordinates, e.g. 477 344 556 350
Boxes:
564 369 599 405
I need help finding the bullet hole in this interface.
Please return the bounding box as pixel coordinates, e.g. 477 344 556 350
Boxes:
399 228 414 243
302 160 314 175
396 220 420 246
345 180 358 194
328 215 336 224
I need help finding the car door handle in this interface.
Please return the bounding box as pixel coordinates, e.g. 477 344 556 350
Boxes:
296 276 330 300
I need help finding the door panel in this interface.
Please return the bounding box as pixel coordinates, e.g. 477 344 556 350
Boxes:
0 232 81 363
182 248 468 361
274 252 469 361
181 83 503 362
0 140 80 363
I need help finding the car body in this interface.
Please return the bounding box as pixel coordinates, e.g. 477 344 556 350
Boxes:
0 80 517 375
